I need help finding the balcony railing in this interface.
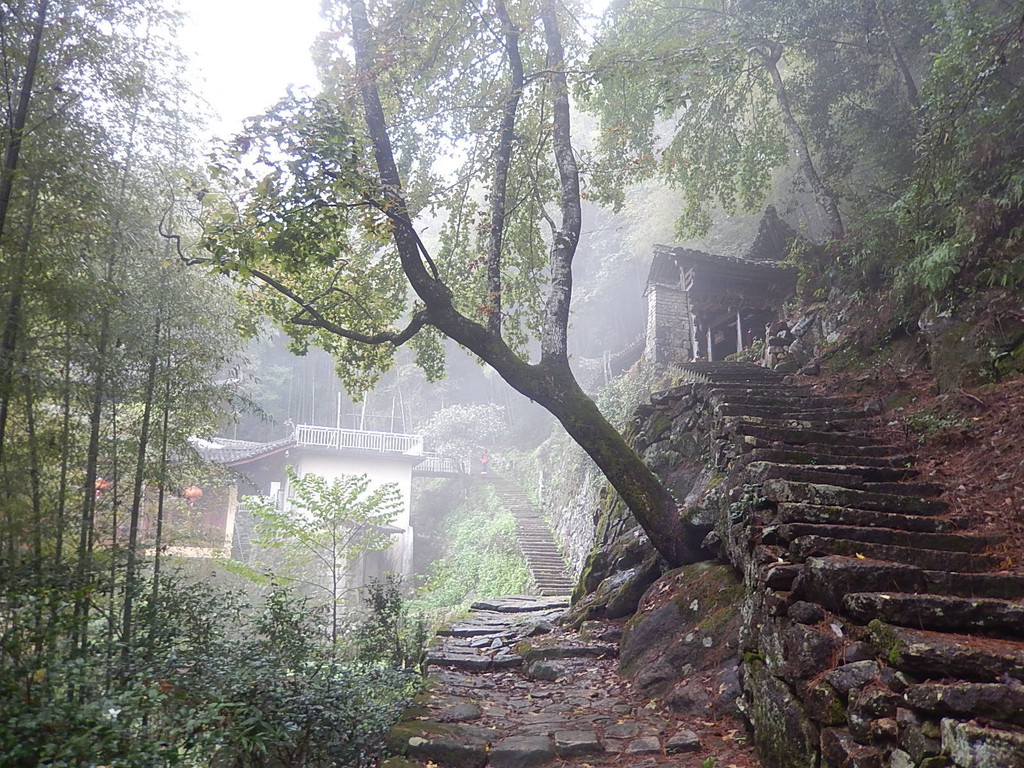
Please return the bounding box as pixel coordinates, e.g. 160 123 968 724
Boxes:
294 425 425 456
415 454 470 475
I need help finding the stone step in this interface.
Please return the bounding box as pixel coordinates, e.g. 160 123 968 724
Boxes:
725 415 860 434
746 448 916 469
762 479 948 515
716 403 866 422
747 460 925 488
680 362 789 379
778 522 992 553
732 422 880 447
868 623 1024 683
711 392 860 409
788 535 1001 572
904 682 1024 726
703 381 812 394
773 503 965 533
741 435 910 459
792 555 1024 608
844 592 1024 638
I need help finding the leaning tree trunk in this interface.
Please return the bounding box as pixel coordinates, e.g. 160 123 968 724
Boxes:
348 0 702 567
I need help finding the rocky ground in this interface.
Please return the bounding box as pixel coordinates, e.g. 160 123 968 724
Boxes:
386 596 761 768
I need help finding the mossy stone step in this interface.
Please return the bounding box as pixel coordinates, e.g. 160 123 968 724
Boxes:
844 592 1024 638
713 392 860 408
762 479 948 515
704 381 812 393
788 535 1000 572
793 555 1024 608
746 460 923 487
904 682 1024 726
746 448 916 469
868 622 1024 683
715 403 866 422
773 503 964 533
778 522 992 552
732 422 879 447
741 435 910 459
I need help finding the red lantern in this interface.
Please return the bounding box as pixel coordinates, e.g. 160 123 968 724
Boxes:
183 485 203 506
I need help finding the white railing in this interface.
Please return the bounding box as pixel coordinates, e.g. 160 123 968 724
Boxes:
415 454 470 475
294 425 425 455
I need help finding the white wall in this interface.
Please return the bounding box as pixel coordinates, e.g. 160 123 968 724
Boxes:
289 450 417 576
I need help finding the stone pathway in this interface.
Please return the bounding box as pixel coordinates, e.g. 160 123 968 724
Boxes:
388 596 760 768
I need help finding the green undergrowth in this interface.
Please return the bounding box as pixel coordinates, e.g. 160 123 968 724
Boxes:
411 483 529 611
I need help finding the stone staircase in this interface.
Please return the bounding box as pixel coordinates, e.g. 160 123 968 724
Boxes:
658 362 1024 767
487 476 575 596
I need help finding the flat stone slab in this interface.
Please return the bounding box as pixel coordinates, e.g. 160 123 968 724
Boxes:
470 596 570 613
665 729 701 753
553 730 602 758
844 592 1024 637
870 623 1024 682
789 534 998 572
604 722 640 739
488 735 555 768
520 643 617 661
763 479 948 515
394 723 500 768
906 682 1024 726
624 736 662 755
775 503 961 533
781 522 989 553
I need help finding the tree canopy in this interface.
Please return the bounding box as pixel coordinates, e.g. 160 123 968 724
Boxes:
200 0 700 565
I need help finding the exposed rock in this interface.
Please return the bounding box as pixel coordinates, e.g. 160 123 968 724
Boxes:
869 622 1024 682
823 661 883 697
906 681 1024 726
387 722 498 768
941 718 1024 768
618 562 744 715
783 622 842 682
526 660 568 681
787 600 826 625
820 727 884 768
624 736 661 755
744 660 819 768
665 729 702 753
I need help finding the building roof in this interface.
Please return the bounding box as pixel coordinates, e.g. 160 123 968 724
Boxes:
645 207 798 294
189 436 296 467
645 249 682 290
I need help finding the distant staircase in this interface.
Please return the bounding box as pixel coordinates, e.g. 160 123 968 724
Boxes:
487 476 575 596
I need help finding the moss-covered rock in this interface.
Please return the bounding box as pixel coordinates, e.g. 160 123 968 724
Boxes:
618 562 746 716
743 660 820 768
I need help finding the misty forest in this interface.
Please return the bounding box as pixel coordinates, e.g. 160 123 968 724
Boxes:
1 0 1023 766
